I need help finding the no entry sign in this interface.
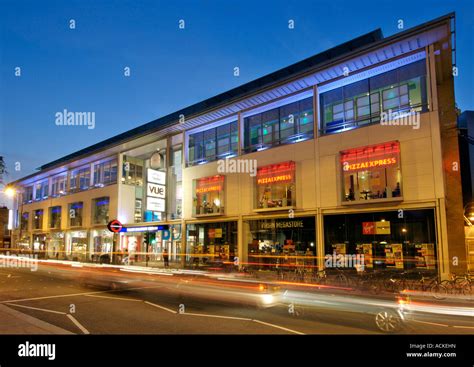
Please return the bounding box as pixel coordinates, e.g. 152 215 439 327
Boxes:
107 219 123 233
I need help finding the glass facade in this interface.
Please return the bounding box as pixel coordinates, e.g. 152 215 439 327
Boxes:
323 209 437 272
168 145 183 220
188 121 238 166
51 173 67 197
93 158 118 187
90 229 113 263
70 165 91 192
23 186 33 204
66 230 88 262
246 217 316 270
186 221 237 269
320 60 427 134
243 97 313 153
34 180 49 201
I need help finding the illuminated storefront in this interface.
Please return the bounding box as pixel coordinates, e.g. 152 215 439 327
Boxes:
90 229 113 263
118 224 182 267
46 231 65 259
186 221 237 269
245 217 316 270
323 209 437 272
66 230 88 262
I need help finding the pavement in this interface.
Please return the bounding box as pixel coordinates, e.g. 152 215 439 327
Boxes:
0 304 72 334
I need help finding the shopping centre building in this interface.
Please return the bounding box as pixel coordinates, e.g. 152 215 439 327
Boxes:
6 13 469 278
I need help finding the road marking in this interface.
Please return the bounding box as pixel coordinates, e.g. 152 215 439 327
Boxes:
182 312 252 321
85 294 142 302
0 285 164 304
144 301 177 314
411 320 449 327
67 314 90 334
452 325 474 330
252 319 305 335
5 303 66 315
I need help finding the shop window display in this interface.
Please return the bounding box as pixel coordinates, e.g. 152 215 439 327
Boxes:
246 217 316 270
186 222 237 269
66 231 88 262
323 209 437 272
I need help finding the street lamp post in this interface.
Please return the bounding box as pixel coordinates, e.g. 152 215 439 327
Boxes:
5 186 25 254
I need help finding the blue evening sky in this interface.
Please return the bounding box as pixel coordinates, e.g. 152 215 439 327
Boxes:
1 0 473 182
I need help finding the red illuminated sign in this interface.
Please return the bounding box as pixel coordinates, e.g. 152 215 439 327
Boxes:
362 222 375 235
196 175 224 194
343 157 397 172
257 161 295 185
341 142 400 173
107 219 123 233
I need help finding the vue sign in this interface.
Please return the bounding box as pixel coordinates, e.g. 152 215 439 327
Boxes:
147 183 166 198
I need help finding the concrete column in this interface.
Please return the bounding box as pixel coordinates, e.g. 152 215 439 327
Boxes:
430 37 467 275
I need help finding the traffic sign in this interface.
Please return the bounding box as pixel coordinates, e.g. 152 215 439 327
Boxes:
107 219 123 233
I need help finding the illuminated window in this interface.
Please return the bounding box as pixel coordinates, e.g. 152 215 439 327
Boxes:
93 159 117 187
33 209 43 230
243 97 313 153
341 142 402 203
188 121 238 166
23 186 33 204
34 180 49 200
51 173 67 197
320 59 427 135
69 202 83 227
20 212 28 231
92 197 110 225
70 165 91 192
192 175 225 216
256 161 296 209
49 206 62 229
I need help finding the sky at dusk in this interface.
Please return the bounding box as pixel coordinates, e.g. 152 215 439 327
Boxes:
1 0 473 183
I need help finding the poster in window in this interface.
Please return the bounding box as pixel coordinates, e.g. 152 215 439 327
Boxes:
358 243 373 268
416 243 435 269
391 243 404 269
331 243 346 255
